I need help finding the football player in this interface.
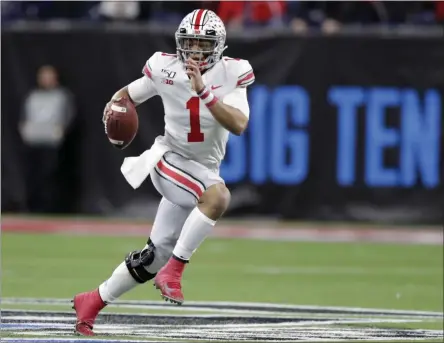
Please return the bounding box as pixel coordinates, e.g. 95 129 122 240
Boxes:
73 9 255 336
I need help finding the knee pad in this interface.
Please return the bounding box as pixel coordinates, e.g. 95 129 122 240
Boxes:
125 239 157 283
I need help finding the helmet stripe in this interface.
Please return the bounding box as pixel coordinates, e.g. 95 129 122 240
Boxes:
190 11 197 28
193 9 206 29
202 10 209 26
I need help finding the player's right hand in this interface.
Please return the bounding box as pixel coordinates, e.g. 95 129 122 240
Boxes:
102 101 113 134
103 97 124 133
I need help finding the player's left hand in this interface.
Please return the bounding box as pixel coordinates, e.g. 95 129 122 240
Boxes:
186 58 205 93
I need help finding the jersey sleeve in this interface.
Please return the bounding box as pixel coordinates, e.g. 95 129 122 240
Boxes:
236 60 255 88
127 76 158 104
127 53 160 104
223 87 250 118
141 52 158 81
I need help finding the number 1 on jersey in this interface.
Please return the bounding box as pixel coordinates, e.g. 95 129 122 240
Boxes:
187 97 204 142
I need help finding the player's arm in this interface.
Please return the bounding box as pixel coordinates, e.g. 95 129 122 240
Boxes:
108 64 158 107
108 84 138 107
103 76 157 125
200 87 250 136
186 58 254 136
103 57 158 124
127 75 158 106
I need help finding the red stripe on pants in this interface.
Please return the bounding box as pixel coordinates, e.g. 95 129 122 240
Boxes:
157 160 203 198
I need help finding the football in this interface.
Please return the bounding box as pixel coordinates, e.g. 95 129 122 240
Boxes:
106 97 138 149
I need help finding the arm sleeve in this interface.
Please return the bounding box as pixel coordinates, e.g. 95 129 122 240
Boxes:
127 52 159 104
222 87 250 118
236 60 255 88
127 76 158 104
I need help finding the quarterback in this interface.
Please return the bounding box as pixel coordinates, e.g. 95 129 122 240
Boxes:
72 9 255 336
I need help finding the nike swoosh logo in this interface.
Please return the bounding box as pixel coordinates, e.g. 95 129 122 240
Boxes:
164 284 174 294
211 85 223 90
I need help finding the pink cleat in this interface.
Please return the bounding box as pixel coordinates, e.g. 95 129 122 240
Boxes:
72 289 107 336
154 257 187 305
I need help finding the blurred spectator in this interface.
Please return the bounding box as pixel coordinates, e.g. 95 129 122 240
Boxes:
1 1 24 22
287 1 439 34
217 1 287 30
19 65 75 213
1 1 101 21
97 1 140 21
200 0 219 13
2 1 441 28
148 1 202 24
436 1 444 24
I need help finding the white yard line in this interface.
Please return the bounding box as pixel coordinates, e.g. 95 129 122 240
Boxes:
2 297 442 318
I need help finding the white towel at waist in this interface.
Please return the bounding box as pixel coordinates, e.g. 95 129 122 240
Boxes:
121 138 171 189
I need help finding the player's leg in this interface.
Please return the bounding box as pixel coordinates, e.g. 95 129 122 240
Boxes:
151 152 230 304
144 198 193 274
99 197 191 300
172 182 230 260
72 197 190 336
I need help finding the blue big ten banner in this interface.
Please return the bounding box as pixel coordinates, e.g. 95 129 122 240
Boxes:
2 30 443 222
216 36 444 225
329 87 441 188
220 82 443 223
222 86 442 188
221 86 310 185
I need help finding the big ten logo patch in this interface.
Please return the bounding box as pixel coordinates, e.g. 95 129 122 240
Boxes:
162 79 174 85
161 69 176 85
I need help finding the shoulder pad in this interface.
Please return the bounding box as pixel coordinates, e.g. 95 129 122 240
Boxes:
142 52 177 79
224 57 255 88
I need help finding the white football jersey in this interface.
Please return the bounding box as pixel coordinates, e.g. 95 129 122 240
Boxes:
128 52 255 172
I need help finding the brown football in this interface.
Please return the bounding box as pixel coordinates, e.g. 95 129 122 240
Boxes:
106 97 138 149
